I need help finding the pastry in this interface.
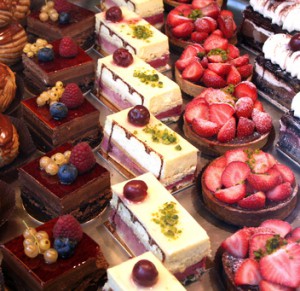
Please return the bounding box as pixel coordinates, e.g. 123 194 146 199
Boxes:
0 62 16 113
0 0 12 27
11 0 30 21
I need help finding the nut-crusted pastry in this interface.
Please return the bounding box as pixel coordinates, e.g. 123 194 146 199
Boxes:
11 0 30 21
0 62 16 112
0 0 12 28
0 113 19 168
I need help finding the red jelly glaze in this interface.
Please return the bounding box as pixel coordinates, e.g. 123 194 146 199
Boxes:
20 144 109 199
3 218 100 285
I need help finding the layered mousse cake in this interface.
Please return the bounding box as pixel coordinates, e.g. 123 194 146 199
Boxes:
96 48 182 122
103 252 186 290
110 172 211 284
240 0 300 52
100 0 164 30
19 143 111 223
1 215 109 290
100 106 198 192
254 33 300 111
95 6 169 71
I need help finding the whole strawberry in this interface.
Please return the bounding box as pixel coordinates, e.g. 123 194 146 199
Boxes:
59 37 78 58
60 83 84 109
54 0 72 13
69 142 96 174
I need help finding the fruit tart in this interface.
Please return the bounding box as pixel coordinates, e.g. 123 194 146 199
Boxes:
164 0 224 12
200 148 298 226
183 84 271 155
175 42 253 97
216 219 300 289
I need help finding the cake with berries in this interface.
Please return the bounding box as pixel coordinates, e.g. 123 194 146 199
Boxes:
254 33 300 111
100 106 198 192
96 48 182 122
0 215 109 290
19 143 111 223
27 0 95 48
95 6 169 71
22 37 94 93
110 172 211 284
201 148 298 226
216 219 300 289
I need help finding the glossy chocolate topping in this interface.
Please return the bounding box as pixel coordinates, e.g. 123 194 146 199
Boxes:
0 22 23 45
0 114 12 146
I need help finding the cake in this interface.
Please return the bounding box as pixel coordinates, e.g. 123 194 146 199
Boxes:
253 33 300 111
0 62 16 113
277 92 300 166
217 219 300 289
0 215 109 290
19 143 111 223
100 106 198 192
103 252 186 290
96 48 182 122
100 0 164 30
109 172 211 284
240 0 300 53
201 148 298 226
95 6 169 71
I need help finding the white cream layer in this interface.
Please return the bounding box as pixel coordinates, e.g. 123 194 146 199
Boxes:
291 92 300 118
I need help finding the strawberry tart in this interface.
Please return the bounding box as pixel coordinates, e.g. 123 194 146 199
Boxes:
183 84 272 155
201 148 298 226
175 42 253 97
217 219 300 289
163 0 224 12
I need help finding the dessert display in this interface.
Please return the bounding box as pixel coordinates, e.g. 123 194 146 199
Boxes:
100 0 165 30
100 106 198 192
110 172 211 284
22 37 94 92
103 252 186 290
254 33 300 111
182 84 272 155
1 215 109 290
95 6 170 71
21 82 100 151
240 0 300 53
0 62 16 113
19 143 111 223
217 219 300 289
175 42 253 97
96 48 182 122
27 0 95 48
165 3 237 52
201 148 298 226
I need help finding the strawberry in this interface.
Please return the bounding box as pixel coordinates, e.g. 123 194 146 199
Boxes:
60 83 84 109
211 29 224 38
235 97 254 118
227 43 240 59
178 45 199 60
230 55 250 67
217 117 236 143
234 81 258 102
226 65 241 85
249 232 278 259
203 35 228 52
204 164 224 192
192 43 206 54
289 227 300 241
59 37 78 58
191 31 209 43
202 88 235 104
213 155 227 168
238 191 266 210
207 62 231 76
253 100 264 111
201 2 220 19
252 108 272 134
220 10 234 18
200 56 209 68
175 56 198 71
202 69 227 88
191 0 214 9
166 6 193 27
217 14 236 39
209 103 235 127
225 148 248 164
192 118 219 137
234 258 262 286
53 214 83 241
260 220 292 238
259 280 295 291
172 22 194 38
237 64 253 79
204 16 218 31
182 60 204 82
194 17 212 33
184 98 209 123
215 183 246 204
271 164 295 185
251 150 273 174
221 161 250 188
237 117 255 138
207 53 226 63
266 182 293 202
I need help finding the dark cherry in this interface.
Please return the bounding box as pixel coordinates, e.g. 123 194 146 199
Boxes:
127 105 150 126
113 48 133 67
105 6 122 22
289 33 300 51
123 180 148 202
132 259 159 287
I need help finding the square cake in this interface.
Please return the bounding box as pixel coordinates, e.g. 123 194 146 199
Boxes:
100 107 198 192
19 143 111 223
109 172 211 283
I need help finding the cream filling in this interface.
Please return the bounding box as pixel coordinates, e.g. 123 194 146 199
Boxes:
291 92 300 118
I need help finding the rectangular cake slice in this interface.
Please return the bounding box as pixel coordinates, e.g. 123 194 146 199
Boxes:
96 52 182 122
109 172 211 283
100 107 198 192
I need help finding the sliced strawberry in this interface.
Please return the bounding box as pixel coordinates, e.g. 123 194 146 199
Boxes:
251 150 272 174
203 88 235 104
226 65 241 85
211 29 224 38
238 191 266 210
217 117 236 143
203 35 229 52
234 81 258 102
200 56 209 68
207 62 231 76
221 161 250 188
166 7 193 27
259 243 300 288
213 155 227 168
192 43 206 54
289 227 300 241
201 2 220 19
237 117 255 138
194 17 212 33
192 118 219 137
220 10 234 18
266 182 293 202
203 164 224 192
249 232 278 260
235 97 254 118
265 153 277 169
252 108 273 134
215 183 246 204
237 64 253 79
184 99 209 123
207 53 226 63
172 22 194 38
225 148 248 164
191 31 209 43
234 258 262 286
253 100 264 112
259 280 295 291
217 14 237 39
260 219 292 238
204 16 218 31
182 60 204 82
271 164 295 185
201 69 227 88
209 103 235 127
191 0 214 9
230 55 250 67
179 45 199 60
175 56 198 71
227 43 240 59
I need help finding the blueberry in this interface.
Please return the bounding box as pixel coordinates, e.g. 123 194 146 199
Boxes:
59 12 70 24
58 163 78 185
54 237 77 259
37 47 54 62
50 102 68 120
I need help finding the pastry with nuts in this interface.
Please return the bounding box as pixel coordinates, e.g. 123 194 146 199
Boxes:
0 62 16 113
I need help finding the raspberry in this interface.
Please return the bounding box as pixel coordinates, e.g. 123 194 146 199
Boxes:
53 215 83 242
54 0 72 13
60 83 84 109
69 142 96 174
59 37 78 58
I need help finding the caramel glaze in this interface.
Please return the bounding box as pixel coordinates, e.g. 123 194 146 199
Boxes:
0 114 13 148
0 22 23 45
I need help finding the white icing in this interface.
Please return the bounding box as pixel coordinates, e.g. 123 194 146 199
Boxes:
291 92 300 118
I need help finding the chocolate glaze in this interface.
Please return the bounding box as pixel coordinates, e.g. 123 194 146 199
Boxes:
0 114 12 146
0 22 22 45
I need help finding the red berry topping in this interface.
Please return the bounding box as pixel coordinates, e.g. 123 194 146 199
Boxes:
69 142 96 174
60 83 84 109
59 37 78 58
289 33 300 51
54 0 72 13
234 258 262 286
105 6 122 22
113 48 133 67
123 180 148 202
132 259 158 287
53 214 83 242
128 105 150 126
252 109 272 134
